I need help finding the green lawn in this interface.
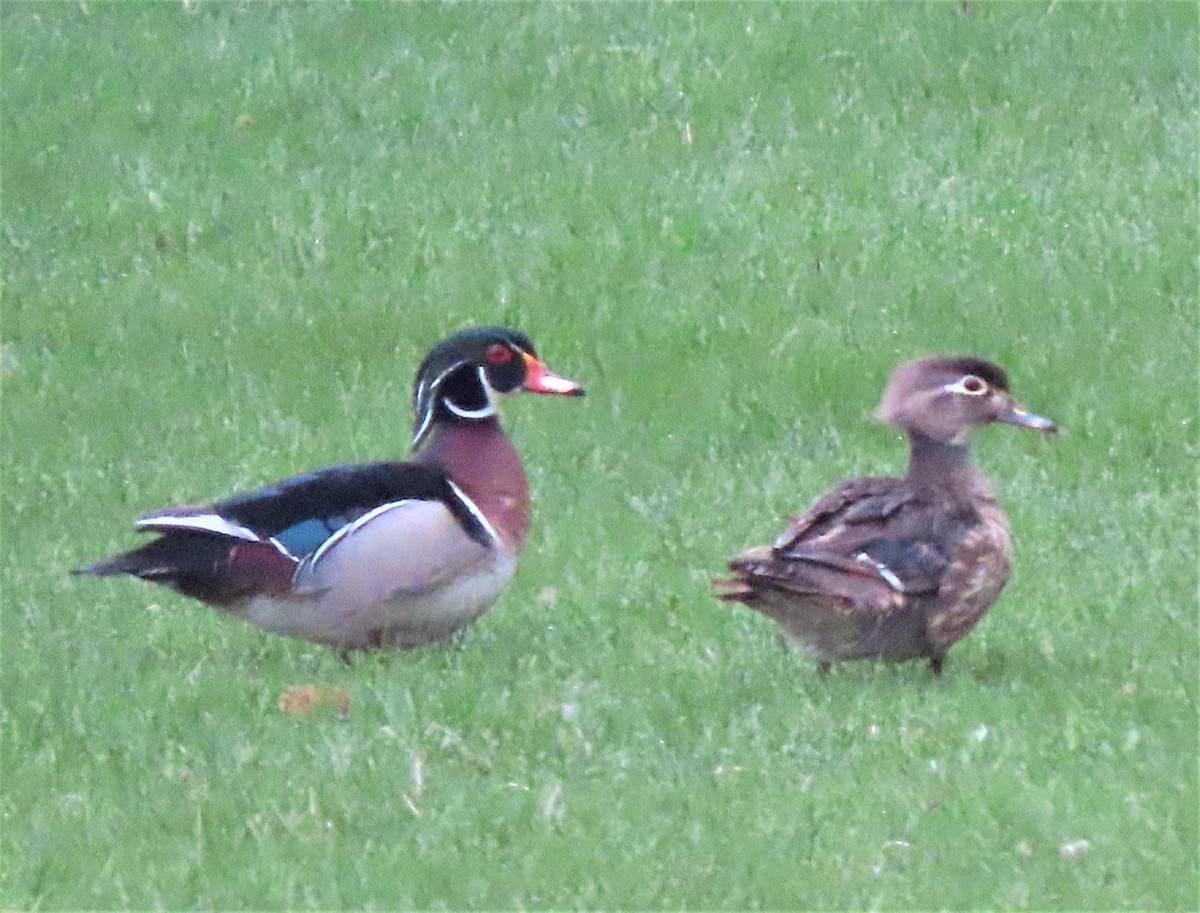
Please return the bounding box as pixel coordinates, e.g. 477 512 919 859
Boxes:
3 2 1196 908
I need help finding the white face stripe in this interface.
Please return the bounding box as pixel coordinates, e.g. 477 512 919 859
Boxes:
135 513 261 542
413 363 461 447
412 406 436 448
413 364 498 446
446 479 502 545
459 365 498 414
942 375 989 396
412 409 435 448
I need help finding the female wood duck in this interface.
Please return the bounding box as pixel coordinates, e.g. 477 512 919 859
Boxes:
76 326 584 650
713 356 1056 674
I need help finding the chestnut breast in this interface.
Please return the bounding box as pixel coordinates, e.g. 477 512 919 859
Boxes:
415 420 531 553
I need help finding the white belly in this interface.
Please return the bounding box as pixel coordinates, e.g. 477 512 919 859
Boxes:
241 498 520 649
244 553 517 648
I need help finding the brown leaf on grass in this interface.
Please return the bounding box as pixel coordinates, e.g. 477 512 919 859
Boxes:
279 685 350 720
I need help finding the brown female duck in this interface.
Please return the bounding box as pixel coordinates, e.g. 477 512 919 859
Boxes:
714 356 1056 674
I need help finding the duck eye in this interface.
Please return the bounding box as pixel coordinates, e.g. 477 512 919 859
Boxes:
943 374 989 396
485 343 514 365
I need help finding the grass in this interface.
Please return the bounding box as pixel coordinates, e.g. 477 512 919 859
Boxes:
2 1 1197 908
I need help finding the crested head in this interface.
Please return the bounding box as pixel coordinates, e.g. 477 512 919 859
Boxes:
411 326 583 448
877 356 1056 444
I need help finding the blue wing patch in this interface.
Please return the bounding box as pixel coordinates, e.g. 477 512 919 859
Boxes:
273 513 358 559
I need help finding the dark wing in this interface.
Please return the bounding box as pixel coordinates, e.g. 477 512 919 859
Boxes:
75 461 493 605
772 476 912 551
210 461 493 553
720 477 978 615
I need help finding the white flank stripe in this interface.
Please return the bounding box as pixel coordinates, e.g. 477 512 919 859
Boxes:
136 513 261 541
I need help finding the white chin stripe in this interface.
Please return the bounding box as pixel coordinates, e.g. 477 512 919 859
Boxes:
135 513 261 542
444 398 497 420
413 366 496 444
444 367 497 419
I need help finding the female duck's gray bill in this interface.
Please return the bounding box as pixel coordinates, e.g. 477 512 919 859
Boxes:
999 403 1057 433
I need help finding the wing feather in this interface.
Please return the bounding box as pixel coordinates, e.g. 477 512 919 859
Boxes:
725 477 975 617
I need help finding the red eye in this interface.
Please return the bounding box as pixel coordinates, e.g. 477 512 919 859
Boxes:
962 375 987 394
486 343 514 365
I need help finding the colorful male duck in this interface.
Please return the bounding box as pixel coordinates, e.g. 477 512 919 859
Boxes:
714 356 1056 674
77 326 584 650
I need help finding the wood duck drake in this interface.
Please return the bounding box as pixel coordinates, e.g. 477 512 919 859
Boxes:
76 326 584 650
713 356 1056 674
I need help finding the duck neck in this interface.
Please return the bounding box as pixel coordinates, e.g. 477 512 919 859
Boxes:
904 429 982 494
414 418 531 552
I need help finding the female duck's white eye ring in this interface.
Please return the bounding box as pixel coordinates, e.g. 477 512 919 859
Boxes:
944 374 989 396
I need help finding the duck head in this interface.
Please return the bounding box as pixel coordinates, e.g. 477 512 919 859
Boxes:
876 356 1057 445
412 326 584 448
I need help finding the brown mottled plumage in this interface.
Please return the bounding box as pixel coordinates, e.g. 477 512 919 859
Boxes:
714 356 1056 674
